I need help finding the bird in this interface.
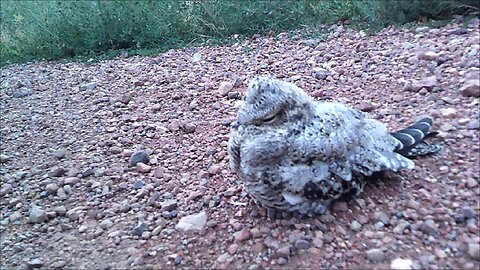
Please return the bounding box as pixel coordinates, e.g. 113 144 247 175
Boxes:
227 77 441 217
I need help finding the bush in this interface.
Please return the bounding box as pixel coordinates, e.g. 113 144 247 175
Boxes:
1 0 478 65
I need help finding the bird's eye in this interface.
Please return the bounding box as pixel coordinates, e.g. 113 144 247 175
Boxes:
262 114 277 123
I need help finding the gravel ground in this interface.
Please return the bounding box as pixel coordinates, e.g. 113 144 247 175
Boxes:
1 18 479 269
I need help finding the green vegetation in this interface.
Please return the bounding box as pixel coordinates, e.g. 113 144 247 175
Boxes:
1 0 478 66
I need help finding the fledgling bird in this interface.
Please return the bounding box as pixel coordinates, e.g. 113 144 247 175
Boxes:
228 77 441 216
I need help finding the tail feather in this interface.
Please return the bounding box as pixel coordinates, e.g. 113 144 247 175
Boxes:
391 117 441 158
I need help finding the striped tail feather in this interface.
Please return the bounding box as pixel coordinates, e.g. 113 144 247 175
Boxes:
391 117 441 158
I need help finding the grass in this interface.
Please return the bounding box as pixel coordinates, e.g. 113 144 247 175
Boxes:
1 0 478 66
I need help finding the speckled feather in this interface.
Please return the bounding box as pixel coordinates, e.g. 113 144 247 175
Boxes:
228 77 440 216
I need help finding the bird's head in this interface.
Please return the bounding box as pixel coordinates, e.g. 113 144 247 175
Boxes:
237 77 313 126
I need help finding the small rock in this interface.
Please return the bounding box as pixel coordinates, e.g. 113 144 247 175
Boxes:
0 183 13 195
161 199 177 211
9 211 22 222
461 80 480 97
49 167 66 177
129 150 149 166
440 108 457 118
184 123 196 133
132 222 147 236
366 248 385 262
28 206 47 224
26 258 44 268
52 149 67 159
176 211 207 232
118 95 132 105
228 244 238 255
64 177 79 185
192 53 202 62
420 220 438 236
136 162 151 173
314 69 330 80
350 220 362 231
276 245 291 258
133 180 144 190
217 253 230 263
467 243 480 260
234 229 252 242
390 258 413 270
467 178 478 188
167 121 180 131
466 119 480 130
80 82 97 91
413 76 437 91
45 183 59 194
434 248 447 258
278 257 288 265
208 164 222 175
219 81 235 96
440 123 456 132
294 239 311 250
331 201 348 212
358 101 376 112
0 154 9 163
415 26 429 33
100 219 113 229
109 146 123 154
419 51 440 61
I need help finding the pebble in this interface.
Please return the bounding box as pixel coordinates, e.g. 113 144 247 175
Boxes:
466 178 478 188
460 80 480 97
80 82 97 90
420 220 438 236
161 199 177 211
132 222 147 236
136 162 151 173
390 258 413 270
218 81 234 96
0 154 9 163
1 183 13 195
217 253 230 263
45 183 59 194
440 108 457 118
100 219 113 229
192 53 202 62
366 248 385 262
48 167 65 177
350 220 362 231
294 239 311 250
129 150 149 166
51 149 66 159
467 243 480 260
466 119 480 130
133 180 144 190
28 206 47 224
276 245 291 258
208 164 222 175
176 211 207 232
26 258 44 268
9 211 22 222
228 243 238 255
184 123 196 133
234 229 252 242
64 177 79 185
314 69 330 80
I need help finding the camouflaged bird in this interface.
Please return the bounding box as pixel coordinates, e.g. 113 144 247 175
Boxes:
227 77 440 216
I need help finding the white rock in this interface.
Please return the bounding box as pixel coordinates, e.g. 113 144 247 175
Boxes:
28 206 47 224
176 211 207 232
391 258 413 270
192 53 202 62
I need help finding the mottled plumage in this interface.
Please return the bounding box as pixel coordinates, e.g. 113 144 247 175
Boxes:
228 77 440 216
